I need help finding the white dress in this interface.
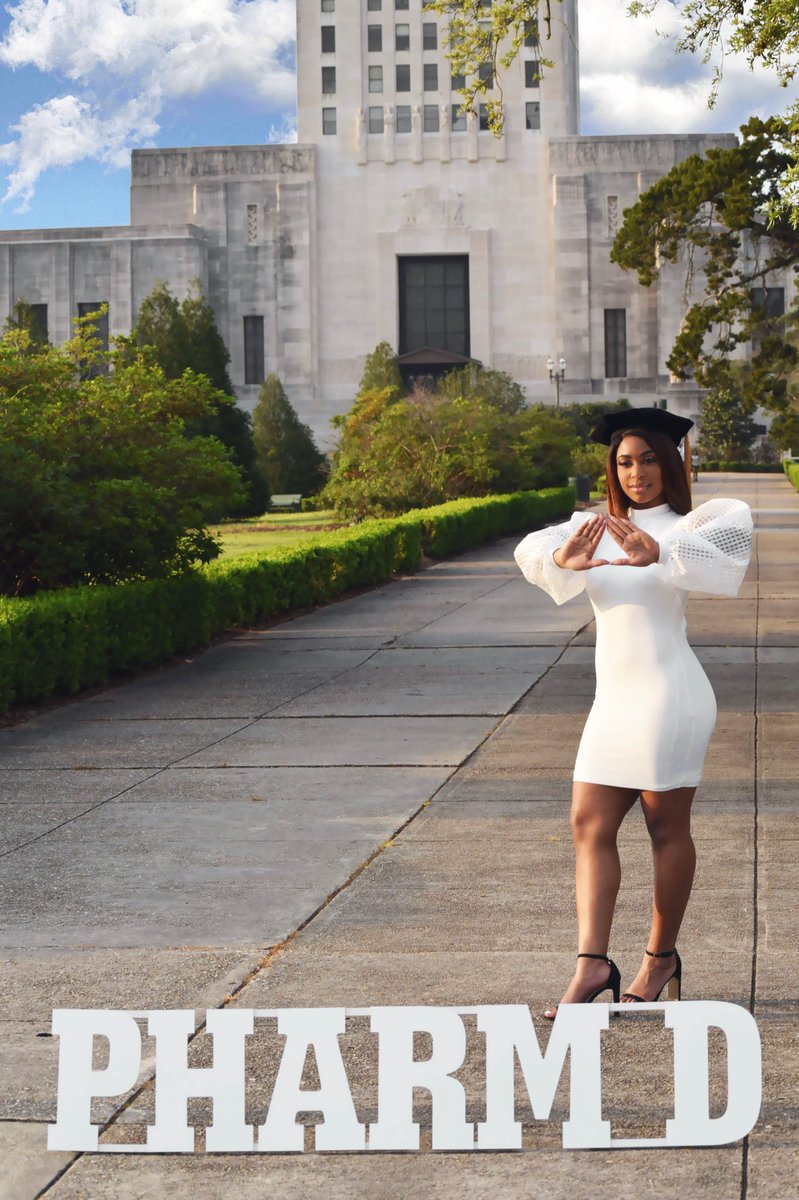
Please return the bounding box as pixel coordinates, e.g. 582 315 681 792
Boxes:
514 499 753 791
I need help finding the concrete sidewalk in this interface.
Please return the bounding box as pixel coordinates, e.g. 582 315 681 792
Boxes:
1 472 796 1199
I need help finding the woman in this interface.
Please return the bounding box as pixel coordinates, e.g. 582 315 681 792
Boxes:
514 408 752 1017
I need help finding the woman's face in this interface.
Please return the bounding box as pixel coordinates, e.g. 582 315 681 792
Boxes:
615 435 666 508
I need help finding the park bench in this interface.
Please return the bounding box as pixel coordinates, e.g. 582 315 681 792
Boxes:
270 494 303 512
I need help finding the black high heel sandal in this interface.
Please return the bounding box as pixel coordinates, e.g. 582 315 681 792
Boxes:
621 948 682 1003
543 952 622 1020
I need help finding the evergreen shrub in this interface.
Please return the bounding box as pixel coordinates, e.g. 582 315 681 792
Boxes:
702 461 784 472
0 487 573 713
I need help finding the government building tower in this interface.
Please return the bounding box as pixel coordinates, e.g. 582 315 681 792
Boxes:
0 1 757 441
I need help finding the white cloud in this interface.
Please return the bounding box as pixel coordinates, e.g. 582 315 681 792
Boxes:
0 0 295 207
578 0 799 134
267 114 298 144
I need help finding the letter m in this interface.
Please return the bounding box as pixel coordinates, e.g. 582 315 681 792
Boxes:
476 1004 610 1150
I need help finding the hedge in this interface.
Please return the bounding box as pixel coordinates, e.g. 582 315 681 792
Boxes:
0 486 574 713
702 461 785 473
784 461 799 492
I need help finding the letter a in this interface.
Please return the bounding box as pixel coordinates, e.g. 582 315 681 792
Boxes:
258 1009 364 1152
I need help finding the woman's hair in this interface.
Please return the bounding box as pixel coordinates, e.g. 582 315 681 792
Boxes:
605 428 692 517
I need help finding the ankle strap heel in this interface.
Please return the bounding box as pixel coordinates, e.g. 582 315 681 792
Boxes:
576 953 621 1004
623 948 682 1003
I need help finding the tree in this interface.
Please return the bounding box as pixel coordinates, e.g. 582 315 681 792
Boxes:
129 280 268 515
0 325 245 596
696 381 757 462
424 0 553 134
4 299 48 348
321 382 573 518
612 117 799 382
769 406 799 451
357 341 406 398
438 364 527 414
252 375 326 496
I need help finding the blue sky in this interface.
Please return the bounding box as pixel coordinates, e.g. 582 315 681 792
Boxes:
0 0 795 232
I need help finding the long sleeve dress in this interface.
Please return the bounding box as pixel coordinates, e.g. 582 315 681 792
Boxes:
514 499 753 792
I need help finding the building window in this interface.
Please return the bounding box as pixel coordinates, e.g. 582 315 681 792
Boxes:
424 103 439 131
451 103 467 131
322 66 336 93
369 105 384 133
244 315 265 385
395 0 409 8
525 101 540 130
246 203 258 244
396 63 411 91
479 103 490 130
524 19 537 46
525 59 540 87
423 22 437 50
750 287 785 317
423 62 438 91
604 309 627 378
321 25 335 52
369 65 383 92
77 302 108 377
451 71 465 91
396 104 412 132
367 0 381 8
478 62 493 87
321 0 334 9
368 24 382 51
322 106 337 134
27 303 48 341
398 255 470 356
395 22 410 50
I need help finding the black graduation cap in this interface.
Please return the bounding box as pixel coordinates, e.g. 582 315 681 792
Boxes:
590 407 694 447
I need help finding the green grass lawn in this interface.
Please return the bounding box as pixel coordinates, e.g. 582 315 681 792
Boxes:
209 510 344 559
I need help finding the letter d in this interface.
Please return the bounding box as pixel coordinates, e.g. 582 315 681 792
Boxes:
666 1001 762 1146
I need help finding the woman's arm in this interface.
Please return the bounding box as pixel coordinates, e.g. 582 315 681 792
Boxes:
657 498 753 596
514 512 605 606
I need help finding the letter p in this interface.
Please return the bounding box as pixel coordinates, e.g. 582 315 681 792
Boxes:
48 1010 143 1151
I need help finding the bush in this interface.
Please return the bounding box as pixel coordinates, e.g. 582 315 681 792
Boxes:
322 383 574 518
785 462 799 491
0 487 574 713
702 461 785 472
0 325 245 596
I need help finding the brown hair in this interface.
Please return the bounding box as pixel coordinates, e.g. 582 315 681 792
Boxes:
606 428 692 517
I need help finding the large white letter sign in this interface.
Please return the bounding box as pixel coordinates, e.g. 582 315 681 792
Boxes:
666 1001 762 1146
258 1009 365 1152
48 1010 142 1151
477 1004 609 1150
368 1007 473 1150
146 1010 254 1152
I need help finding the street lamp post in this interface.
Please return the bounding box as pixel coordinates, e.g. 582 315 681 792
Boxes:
547 355 566 407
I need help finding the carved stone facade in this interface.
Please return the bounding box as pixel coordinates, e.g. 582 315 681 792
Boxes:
0 1 786 442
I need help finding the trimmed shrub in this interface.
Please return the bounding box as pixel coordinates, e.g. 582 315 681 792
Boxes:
0 487 574 713
702 461 784 473
784 462 799 491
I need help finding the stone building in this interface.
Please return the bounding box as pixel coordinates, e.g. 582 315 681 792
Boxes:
0 0 783 443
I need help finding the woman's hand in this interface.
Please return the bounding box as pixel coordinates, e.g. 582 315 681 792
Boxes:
553 515 610 571
605 515 660 567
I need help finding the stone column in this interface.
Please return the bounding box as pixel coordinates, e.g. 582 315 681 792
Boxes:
384 105 395 164
467 110 478 162
411 105 423 163
439 103 451 163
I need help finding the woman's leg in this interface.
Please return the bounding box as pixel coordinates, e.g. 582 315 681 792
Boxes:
546 782 638 1013
621 786 697 1002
